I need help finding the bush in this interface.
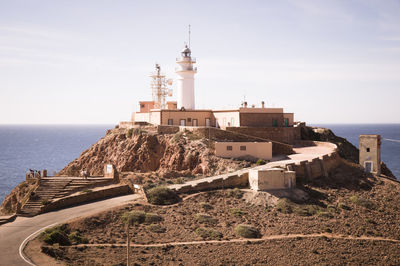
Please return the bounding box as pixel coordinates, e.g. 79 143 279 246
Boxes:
256 159 266 165
126 128 133 138
41 225 71 246
144 213 163 224
195 213 218 225
146 187 180 205
226 188 244 199
276 198 321 216
41 199 51 206
68 231 88 244
121 210 146 225
195 227 222 240
230 208 248 217
276 198 294 214
234 224 261 238
338 203 351 210
350 196 375 210
147 224 166 233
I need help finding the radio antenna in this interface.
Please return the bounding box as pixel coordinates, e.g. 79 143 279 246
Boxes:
188 24 191 48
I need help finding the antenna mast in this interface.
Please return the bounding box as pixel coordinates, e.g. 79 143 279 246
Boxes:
188 24 191 48
150 64 173 109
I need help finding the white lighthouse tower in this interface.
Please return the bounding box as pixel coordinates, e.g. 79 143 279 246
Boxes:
176 44 197 110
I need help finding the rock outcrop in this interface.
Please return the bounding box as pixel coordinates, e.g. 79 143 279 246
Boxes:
58 129 252 178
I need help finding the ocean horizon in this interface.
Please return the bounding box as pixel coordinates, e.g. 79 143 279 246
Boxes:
0 123 399 204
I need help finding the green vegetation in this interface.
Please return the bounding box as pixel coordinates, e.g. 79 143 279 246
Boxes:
226 188 244 199
146 186 180 205
350 195 375 210
256 159 266 165
41 198 51 206
230 208 248 217
121 210 146 225
126 128 133 138
172 131 185 143
195 227 223 240
195 213 218 225
147 224 166 233
276 198 328 217
40 224 87 246
338 203 351 210
173 177 185 184
186 131 202 141
144 213 163 224
81 189 93 194
234 224 261 238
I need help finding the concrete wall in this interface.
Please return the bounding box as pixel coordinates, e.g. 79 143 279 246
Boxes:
359 135 381 175
226 127 301 144
239 113 284 127
134 112 151 123
283 113 294 126
149 110 161 125
249 168 296 190
41 185 132 213
213 111 240 129
160 110 214 127
215 142 272 161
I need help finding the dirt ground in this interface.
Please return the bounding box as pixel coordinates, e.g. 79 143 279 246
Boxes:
28 161 400 265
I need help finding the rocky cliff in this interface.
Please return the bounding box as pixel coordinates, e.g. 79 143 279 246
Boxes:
58 128 252 178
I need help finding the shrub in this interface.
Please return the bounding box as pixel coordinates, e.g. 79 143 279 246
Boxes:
146 187 180 205
41 199 51 206
41 225 71 246
200 202 214 211
338 203 351 210
226 188 244 199
195 213 218 225
144 213 163 224
126 128 133 138
68 231 88 244
235 224 261 238
173 177 185 184
147 224 166 233
121 210 146 225
276 198 321 216
256 159 266 165
81 189 92 194
195 227 222 240
276 198 294 214
316 211 333 218
350 196 375 210
230 208 248 217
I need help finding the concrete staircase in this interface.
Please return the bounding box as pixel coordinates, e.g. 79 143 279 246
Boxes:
19 178 112 217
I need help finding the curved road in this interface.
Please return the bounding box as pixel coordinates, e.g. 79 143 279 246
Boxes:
0 194 140 266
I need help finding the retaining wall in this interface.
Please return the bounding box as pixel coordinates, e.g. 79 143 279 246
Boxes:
41 185 132 213
226 126 301 144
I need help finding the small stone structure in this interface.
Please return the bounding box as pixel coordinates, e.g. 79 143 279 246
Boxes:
104 164 118 179
249 168 296 191
359 134 381 175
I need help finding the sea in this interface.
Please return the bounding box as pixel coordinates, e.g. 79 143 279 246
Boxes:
0 124 399 204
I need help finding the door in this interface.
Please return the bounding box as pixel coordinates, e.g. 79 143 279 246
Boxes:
364 162 372 173
284 118 289 127
180 119 186 126
205 118 210 127
193 119 198 126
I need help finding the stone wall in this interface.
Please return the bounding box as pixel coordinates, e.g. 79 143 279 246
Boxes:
239 113 284 127
41 185 132 213
157 125 180 134
226 126 301 144
172 172 249 194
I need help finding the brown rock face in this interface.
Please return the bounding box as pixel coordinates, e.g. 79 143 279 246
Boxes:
58 129 248 178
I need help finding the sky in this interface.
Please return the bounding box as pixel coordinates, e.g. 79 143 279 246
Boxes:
1 0 400 124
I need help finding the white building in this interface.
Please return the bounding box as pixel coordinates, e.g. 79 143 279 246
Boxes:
176 45 197 110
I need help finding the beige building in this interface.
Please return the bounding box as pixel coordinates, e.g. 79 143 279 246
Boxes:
249 168 296 190
215 141 272 161
359 134 381 175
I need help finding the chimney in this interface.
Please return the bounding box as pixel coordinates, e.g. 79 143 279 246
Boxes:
261 101 265 108
244 101 248 108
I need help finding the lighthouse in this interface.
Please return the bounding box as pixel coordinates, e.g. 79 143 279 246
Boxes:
176 45 197 110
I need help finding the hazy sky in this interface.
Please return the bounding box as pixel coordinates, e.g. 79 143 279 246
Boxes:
1 0 400 124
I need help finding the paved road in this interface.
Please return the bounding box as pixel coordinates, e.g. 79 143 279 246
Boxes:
0 194 141 266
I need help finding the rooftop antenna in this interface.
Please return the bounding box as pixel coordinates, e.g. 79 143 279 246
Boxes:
188 24 191 48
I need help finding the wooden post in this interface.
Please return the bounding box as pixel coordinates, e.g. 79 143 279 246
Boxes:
126 223 130 266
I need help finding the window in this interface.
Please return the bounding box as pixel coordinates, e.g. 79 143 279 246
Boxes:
284 118 289 127
273 119 278 127
227 146 233 151
240 146 246 151
366 148 370 152
187 118 192 122
168 119 173 125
